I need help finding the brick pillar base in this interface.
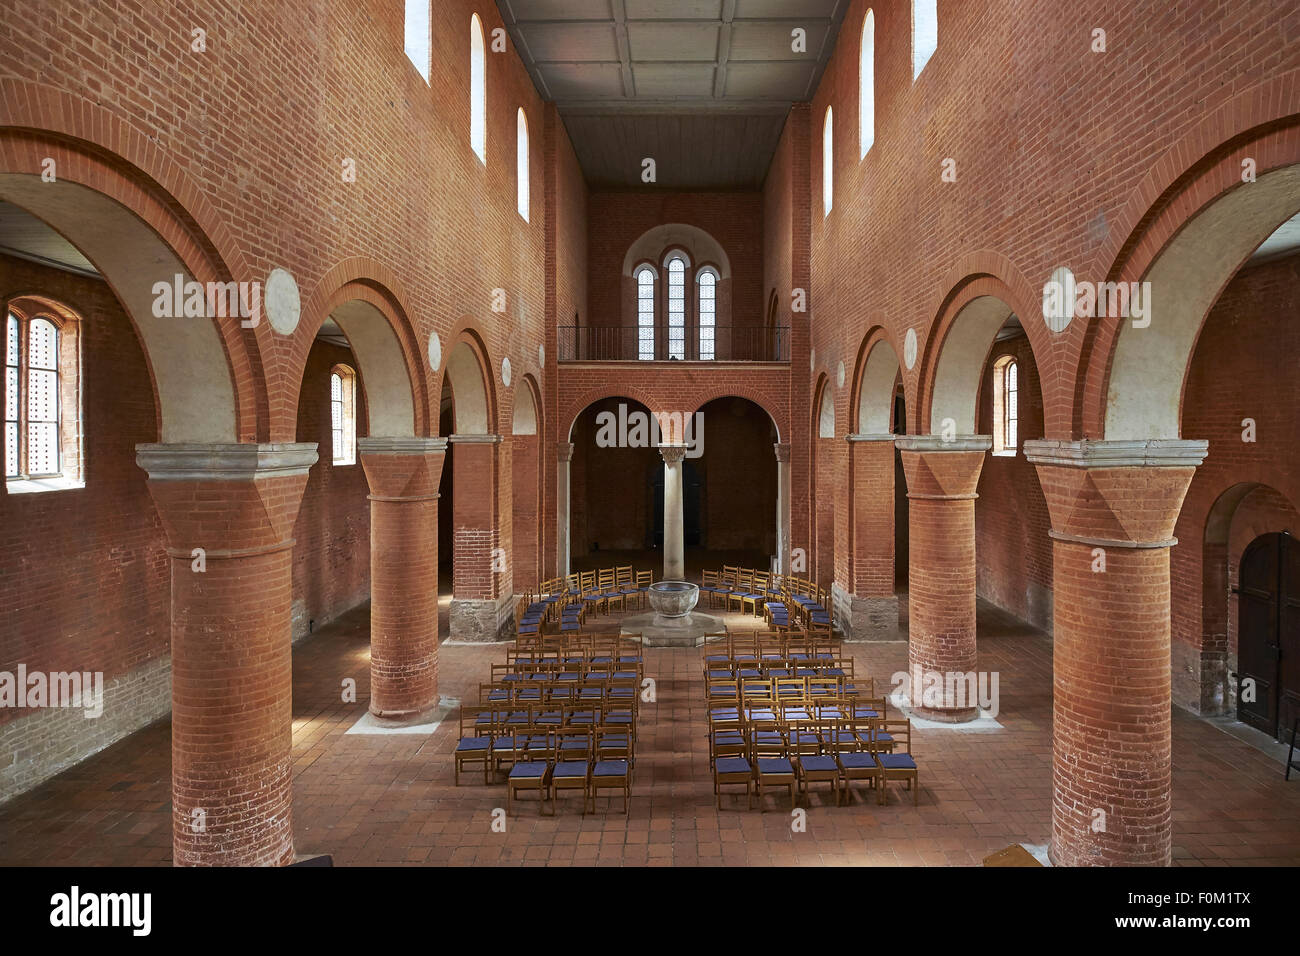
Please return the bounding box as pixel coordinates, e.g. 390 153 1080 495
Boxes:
1027 439 1206 867
137 442 316 867
359 437 446 718
898 437 990 722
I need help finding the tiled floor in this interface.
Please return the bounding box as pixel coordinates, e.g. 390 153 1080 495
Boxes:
2 599 1299 866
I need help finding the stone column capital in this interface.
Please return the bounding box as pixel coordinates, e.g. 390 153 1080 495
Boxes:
894 435 992 454
846 433 898 443
447 433 503 445
557 441 575 463
1023 438 1208 469
773 442 792 463
135 442 318 481
357 436 448 457
659 443 689 465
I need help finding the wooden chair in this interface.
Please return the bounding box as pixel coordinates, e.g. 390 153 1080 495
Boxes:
551 727 593 812
728 569 753 614
797 718 843 805
713 752 754 810
749 726 797 810
875 719 918 805
831 718 881 805
588 753 631 814
744 572 770 616
454 706 496 785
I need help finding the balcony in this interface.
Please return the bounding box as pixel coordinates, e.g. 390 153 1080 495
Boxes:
558 326 790 362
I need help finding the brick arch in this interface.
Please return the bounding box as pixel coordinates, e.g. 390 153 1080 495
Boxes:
849 323 903 435
913 253 1051 436
292 261 429 441
562 386 659 442
438 323 498 436
687 388 785 443
0 81 263 442
1078 70 1300 439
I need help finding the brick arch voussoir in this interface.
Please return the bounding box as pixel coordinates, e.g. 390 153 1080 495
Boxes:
438 319 500 437
0 79 265 441
1077 70 1300 438
849 321 906 435
563 386 659 443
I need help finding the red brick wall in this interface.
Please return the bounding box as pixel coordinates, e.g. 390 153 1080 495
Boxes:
975 334 1054 630
290 340 371 639
0 254 166 725
586 190 764 331
1173 255 1300 711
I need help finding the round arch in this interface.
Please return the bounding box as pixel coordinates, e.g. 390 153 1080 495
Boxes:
441 327 497 436
850 325 902 435
564 385 660 442
622 224 732 280
513 374 541 436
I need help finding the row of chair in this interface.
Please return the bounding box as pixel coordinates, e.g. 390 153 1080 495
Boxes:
698 567 834 634
517 568 656 636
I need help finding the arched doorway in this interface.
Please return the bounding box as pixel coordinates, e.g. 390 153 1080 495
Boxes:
1237 531 1300 739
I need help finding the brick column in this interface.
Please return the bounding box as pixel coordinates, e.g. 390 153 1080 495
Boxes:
449 434 511 642
359 437 446 718
511 435 541 589
897 436 991 722
1026 439 1206 867
136 442 317 867
837 433 898 638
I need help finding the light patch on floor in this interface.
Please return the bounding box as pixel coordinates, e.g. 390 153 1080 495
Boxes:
344 696 459 735
1022 843 1053 866
888 694 1005 731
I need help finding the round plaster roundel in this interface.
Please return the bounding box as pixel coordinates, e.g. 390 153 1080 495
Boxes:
264 268 300 335
903 328 918 370
1043 265 1077 334
538 344 545 367
836 361 846 388
428 332 442 372
501 356 512 387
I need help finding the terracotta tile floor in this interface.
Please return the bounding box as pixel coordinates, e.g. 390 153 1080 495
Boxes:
2 599 1299 866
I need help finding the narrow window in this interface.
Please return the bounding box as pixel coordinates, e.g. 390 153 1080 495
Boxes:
470 14 487 163
697 269 717 361
860 10 875 158
822 106 834 217
665 254 688 360
404 1 431 84
636 266 656 361
331 365 357 465
5 305 80 488
992 355 1019 456
913 0 938 80
516 108 530 221
4 312 19 477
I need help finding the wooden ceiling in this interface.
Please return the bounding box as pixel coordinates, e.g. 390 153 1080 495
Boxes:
496 0 849 189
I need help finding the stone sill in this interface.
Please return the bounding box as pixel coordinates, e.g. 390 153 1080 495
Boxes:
6 475 85 495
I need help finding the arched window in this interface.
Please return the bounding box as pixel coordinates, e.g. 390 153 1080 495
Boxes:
822 106 834 217
470 14 487 163
912 0 938 80
404 1 431 84
5 306 81 488
635 266 656 361
516 108 530 221
697 268 717 361
859 10 875 158
665 253 689 360
330 365 357 465
992 355 1018 456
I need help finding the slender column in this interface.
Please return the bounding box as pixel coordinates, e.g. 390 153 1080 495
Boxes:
660 443 688 580
358 437 446 718
841 433 899 637
1026 439 1206 867
556 441 574 577
136 442 317 867
896 435 991 722
774 442 792 574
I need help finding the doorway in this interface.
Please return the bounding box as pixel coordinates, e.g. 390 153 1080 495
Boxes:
1237 531 1300 739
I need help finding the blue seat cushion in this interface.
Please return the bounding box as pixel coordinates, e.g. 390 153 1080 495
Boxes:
509 761 549 779
714 757 751 775
592 760 628 777
838 753 878 770
457 737 490 752
552 761 589 778
878 753 916 770
757 758 794 775
800 755 838 772
559 738 589 751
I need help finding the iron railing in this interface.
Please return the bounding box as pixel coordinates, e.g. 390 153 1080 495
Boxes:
558 325 790 363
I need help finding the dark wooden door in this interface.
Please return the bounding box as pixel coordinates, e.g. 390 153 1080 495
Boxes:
1237 532 1298 739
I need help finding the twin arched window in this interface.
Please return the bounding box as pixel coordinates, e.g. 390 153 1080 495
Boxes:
633 255 720 361
330 365 357 465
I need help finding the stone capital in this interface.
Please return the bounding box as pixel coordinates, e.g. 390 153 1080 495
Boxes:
846 433 898 443
557 441 575 463
135 442 318 482
659 443 689 465
894 435 993 454
447 433 503 445
773 442 792 463
358 436 448 457
1023 438 1208 469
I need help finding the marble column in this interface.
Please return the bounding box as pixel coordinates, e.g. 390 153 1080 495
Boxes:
660 443 688 580
774 442 792 574
556 441 574 578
